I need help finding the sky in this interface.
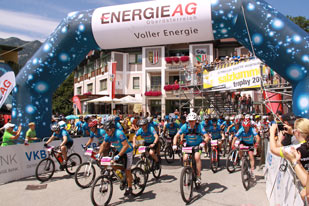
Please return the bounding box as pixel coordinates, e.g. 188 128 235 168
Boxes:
0 0 308 41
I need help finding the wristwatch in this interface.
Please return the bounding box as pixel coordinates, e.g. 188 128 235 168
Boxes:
292 161 299 168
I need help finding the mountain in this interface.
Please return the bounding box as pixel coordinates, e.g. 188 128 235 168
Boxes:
0 37 42 68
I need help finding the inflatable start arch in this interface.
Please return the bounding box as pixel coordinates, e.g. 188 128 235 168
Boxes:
12 0 309 138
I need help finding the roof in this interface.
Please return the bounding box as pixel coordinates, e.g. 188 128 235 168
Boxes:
0 44 23 52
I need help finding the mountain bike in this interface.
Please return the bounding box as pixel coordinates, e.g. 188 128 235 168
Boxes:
90 156 146 206
210 140 221 173
240 145 254 190
226 140 240 173
179 143 204 203
35 146 82 182
136 146 161 182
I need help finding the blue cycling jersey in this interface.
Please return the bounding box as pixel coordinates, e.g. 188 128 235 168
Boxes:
136 125 157 144
235 127 257 145
149 122 158 128
165 123 179 136
116 122 123 131
221 121 232 133
90 128 107 144
208 126 222 140
53 129 73 143
178 123 206 146
104 129 133 154
82 122 90 137
75 121 83 132
200 120 212 132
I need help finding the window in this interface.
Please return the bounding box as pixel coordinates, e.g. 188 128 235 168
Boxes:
77 87 82 95
100 79 107 91
129 53 142 64
87 83 93 93
151 76 161 90
133 77 140 89
169 76 179 84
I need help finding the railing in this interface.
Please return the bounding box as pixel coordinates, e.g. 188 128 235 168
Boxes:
146 85 161 92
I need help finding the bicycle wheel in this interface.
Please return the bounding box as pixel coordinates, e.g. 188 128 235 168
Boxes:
66 153 82 175
91 176 113 206
131 167 147 196
180 166 193 203
136 159 149 182
152 159 161 179
164 146 175 164
159 137 165 152
74 162 96 188
226 150 237 173
241 158 251 190
35 158 55 182
210 149 218 173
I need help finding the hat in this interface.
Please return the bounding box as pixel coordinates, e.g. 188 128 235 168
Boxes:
28 122 35 126
4 123 15 130
282 112 297 125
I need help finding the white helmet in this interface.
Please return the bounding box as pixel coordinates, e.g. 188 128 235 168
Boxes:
225 116 230 121
262 116 267 120
230 116 235 121
58 121 66 129
187 112 197 121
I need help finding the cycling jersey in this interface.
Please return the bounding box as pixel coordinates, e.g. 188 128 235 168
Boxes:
116 121 124 131
90 128 107 144
200 120 212 132
75 121 83 133
53 129 73 143
221 121 232 133
136 125 157 144
235 127 257 145
165 123 179 136
82 122 90 137
178 123 206 146
218 119 224 125
208 126 222 140
104 129 133 154
149 121 159 129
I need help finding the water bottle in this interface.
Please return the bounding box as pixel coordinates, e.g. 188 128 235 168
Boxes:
116 169 123 180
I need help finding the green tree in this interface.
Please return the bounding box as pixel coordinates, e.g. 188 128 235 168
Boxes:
52 73 74 116
287 16 309 32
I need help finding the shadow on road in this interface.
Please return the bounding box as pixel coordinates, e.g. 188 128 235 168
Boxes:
109 190 156 206
188 182 228 205
146 174 177 187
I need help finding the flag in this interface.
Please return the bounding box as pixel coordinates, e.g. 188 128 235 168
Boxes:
0 63 15 109
196 54 207 62
72 96 82 114
112 62 117 99
148 50 159 65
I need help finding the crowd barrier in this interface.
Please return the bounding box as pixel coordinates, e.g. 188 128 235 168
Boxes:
265 143 304 205
0 137 99 185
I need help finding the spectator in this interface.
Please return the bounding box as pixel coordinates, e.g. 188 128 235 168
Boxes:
1 123 22 147
75 116 84 136
25 122 38 144
247 94 253 113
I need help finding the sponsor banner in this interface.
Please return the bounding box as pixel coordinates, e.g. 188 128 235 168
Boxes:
203 59 266 91
92 0 213 49
0 71 15 109
0 138 98 185
72 96 82 114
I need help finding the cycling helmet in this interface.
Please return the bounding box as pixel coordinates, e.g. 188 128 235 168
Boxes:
89 120 98 128
147 117 153 123
51 124 60 132
84 116 91 121
204 114 210 120
242 120 251 127
103 120 116 130
250 115 253 120
58 121 66 129
245 114 250 119
138 118 148 126
225 116 230 121
255 115 261 119
187 112 197 121
230 116 235 121
165 115 169 120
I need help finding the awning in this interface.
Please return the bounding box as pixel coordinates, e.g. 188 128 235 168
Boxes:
87 96 121 103
119 95 143 104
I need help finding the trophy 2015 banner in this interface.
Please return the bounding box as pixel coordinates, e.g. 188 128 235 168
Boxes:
203 59 266 91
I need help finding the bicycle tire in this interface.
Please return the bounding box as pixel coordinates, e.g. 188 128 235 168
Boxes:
131 167 147 196
65 153 82 175
241 157 251 191
136 159 149 182
164 146 175 164
74 162 96 188
35 158 55 182
152 159 161 179
90 175 113 206
180 166 193 203
226 150 237 173
210 149 218 173
159 137 165 152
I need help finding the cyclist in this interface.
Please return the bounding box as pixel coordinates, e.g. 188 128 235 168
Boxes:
44 121 74 170
109 115 124 131
74 116 84 136
97 120 134 196
84 120 107 148
163 117 179 140
82 116 91 137
200 115 212 157
132 118 160 169
234 120 260 179
179 115 187 128
148 116 160 134
206 118 225 154
173 112 207 184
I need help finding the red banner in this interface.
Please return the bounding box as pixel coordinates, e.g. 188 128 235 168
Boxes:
72 95 82 114
263 91 283 114
112 62 117 99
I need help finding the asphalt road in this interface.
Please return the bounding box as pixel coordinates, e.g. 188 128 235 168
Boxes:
0 154 268 206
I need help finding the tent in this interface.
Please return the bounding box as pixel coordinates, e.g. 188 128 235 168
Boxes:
119 95 142 104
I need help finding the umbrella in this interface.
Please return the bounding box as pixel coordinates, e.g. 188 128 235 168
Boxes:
65 115 79 120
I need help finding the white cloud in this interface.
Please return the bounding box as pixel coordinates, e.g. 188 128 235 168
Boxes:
0 9 59 37
0 31 45 41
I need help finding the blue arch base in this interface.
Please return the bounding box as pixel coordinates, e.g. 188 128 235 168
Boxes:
12 0 309 139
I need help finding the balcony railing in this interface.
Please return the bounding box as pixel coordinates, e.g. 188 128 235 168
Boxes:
146 85 161 91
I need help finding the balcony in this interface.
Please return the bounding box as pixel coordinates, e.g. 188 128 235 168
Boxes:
165 56 190 70
145 85 162 97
